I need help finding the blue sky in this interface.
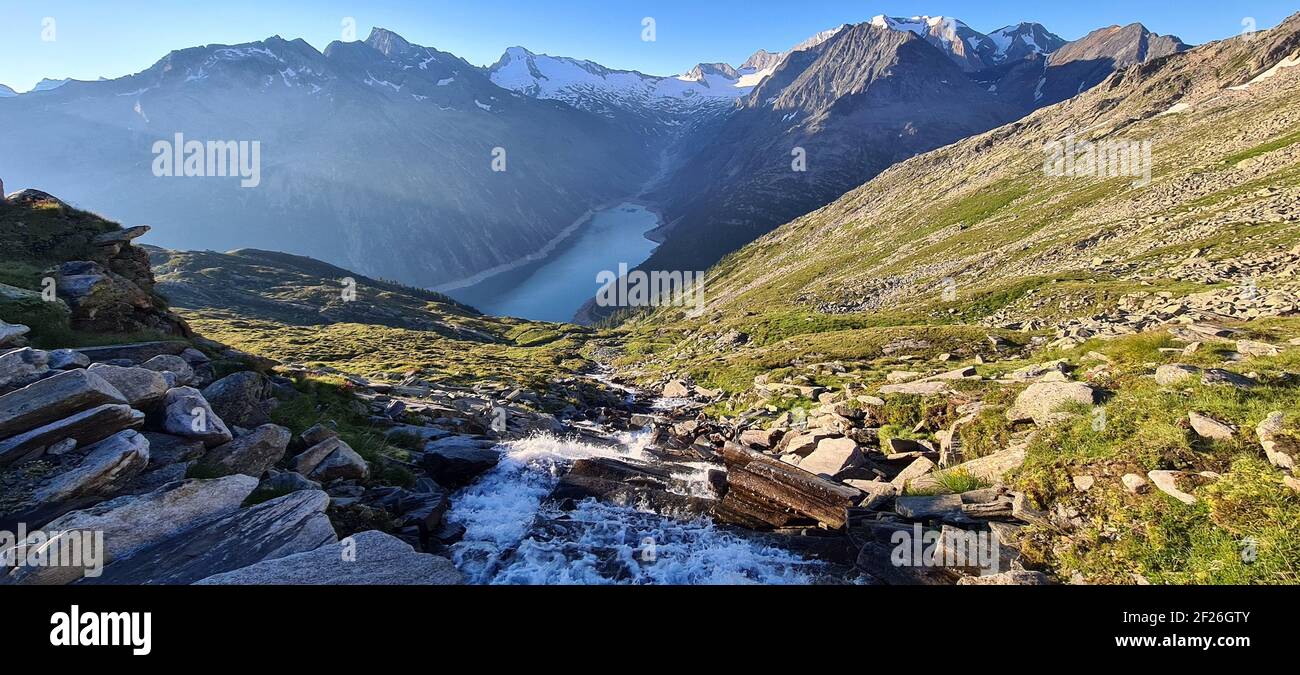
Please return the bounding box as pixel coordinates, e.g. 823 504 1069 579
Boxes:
1 0 1294 91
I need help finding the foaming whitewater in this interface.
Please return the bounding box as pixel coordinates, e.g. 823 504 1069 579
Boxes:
446 432 820 585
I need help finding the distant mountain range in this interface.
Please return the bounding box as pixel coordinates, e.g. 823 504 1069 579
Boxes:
2 14 1193 318
629 22 1024 292
869 15 1066 71
0 29 653 288
588 16 1190 321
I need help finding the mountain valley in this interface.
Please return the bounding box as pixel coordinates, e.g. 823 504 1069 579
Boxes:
3 9 1299 588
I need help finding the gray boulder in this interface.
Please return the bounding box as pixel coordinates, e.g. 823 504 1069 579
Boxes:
0 347 49 393
0 320 30 347
201 371 270 428
197 426 289 478
160 387 232 447
75 341 187 364
8 475 257 585
738 428 784 450
86 363 170 407
83 490 336 585
0 404 143 467
0 368 127 439
199 424 291 478
307 442 368 481
419 436 500 487
140 354 195 386
121 461 193 496
895 494 966 520
1257 412 1296 471
661 379 693 398
1147 470 1207 505
253 470 321 499
47 349 91 370
301 423 339 447
291 436 348 475
290 436 369 481
194 530 462 585
1155 363 1200 386
33 430 151 505
1188 412 1235 441
179 347 210 365
140 432 205 469
1201 368 1257 389
798 437 864 477
1006 381 1097 426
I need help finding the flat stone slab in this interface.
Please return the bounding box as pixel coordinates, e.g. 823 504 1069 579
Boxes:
82 490 336 585
8 475 257 585
879 380 952 396
194 530 462 585
75 341 189 364
0 368 127 439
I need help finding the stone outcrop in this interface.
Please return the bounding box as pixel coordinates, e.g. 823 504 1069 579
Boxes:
160 386 232 447
84 490 337 585
0 368 126 439
200 424 292 478
193 530 462 585
86 364 170 407
1006 381 1097 426
0 403 143 467
8 475 258 585
202 371 271 428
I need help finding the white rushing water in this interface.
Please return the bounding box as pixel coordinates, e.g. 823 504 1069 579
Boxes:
446 432 821 585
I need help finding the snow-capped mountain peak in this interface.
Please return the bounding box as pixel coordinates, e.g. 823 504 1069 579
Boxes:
487 47 754 131
868 15 1063 71
741 49 782 71
485 22 856 132
683 62 740 82
790 24 850 52
0 84 17 97
870 15 967 39
987 22 1068 63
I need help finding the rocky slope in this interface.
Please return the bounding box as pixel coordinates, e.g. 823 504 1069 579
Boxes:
0 189 638 585
0 29 652 289
632 16 1297 330
626 17 1187 305
638 20 1023 283
977 23 1190 112
605 14 1300 583
0 189 190 343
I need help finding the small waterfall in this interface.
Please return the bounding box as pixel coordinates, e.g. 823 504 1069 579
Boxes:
446 432 821 585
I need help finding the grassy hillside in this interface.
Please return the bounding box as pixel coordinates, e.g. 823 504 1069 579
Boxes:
152 247 600 393
616 15 1300 393
609 16 1300 584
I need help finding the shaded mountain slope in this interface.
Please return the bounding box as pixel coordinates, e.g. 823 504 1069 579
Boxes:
640 21 1022 278
621 13 1300 380
0 30 652 289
